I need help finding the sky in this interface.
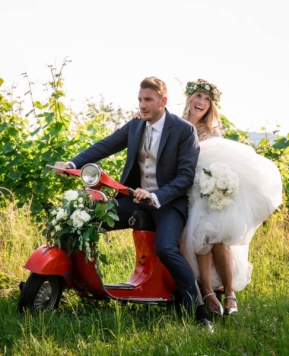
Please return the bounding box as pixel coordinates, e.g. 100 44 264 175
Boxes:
1 0 289 135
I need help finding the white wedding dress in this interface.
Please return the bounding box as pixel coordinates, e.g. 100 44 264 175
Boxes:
180 137 283 291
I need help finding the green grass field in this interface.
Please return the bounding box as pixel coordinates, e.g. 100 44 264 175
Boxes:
0 197 288 356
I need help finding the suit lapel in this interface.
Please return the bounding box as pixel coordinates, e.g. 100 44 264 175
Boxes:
157 110 172 161
132 120 146 156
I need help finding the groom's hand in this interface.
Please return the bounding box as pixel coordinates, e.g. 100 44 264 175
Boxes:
53 162 70 178
133 188 154 206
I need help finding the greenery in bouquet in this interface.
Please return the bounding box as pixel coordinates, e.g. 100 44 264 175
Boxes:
43 189 119 269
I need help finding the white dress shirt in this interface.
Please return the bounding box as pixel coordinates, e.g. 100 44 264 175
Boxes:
145 112 166 208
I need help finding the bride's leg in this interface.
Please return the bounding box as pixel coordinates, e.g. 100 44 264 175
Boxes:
212 243 237 314
212 243 232 292
197 251 223 315
196 251 213 295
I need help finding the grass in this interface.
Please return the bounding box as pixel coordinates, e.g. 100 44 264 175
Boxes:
0 192 289 355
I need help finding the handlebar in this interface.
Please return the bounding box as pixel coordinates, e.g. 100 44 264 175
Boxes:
46 164 151 205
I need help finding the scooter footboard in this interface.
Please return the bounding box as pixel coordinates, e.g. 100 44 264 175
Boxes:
24 245 73 286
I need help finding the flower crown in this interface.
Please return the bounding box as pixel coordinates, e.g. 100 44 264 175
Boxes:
184 79 222 104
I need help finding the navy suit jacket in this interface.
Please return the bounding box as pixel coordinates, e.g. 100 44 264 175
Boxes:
71 109 200 220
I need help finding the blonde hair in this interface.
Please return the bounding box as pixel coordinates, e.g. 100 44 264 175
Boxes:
140 77 167 98
182 91 222 141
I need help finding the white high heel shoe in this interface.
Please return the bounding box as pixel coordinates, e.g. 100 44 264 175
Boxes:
203 292 224 316
224 292 238 315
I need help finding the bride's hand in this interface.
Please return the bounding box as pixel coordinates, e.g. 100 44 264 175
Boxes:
133 111 141 119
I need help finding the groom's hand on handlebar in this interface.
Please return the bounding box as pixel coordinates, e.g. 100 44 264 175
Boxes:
53 162 71 178
133 188 154 206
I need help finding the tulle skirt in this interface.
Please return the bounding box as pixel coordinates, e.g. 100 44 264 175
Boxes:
180 137 283 291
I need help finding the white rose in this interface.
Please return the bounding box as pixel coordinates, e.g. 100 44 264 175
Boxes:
205 84 210 90
208 190 223 203
64 190 79 201
51 219 57 226
70 209 91 228
56 208 68 221
200 176 215 195
226 173 239 195
208 191 232 210
78 197 83 203
55 225 62 231
216 177 228 191
199 170 212 185
210 162 231 179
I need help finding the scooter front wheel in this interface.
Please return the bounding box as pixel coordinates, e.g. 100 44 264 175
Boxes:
18 273 63 313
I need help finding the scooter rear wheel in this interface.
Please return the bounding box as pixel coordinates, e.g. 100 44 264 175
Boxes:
18 273 63 313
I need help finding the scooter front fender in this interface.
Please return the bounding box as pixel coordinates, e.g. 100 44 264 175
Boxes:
24 245 73 287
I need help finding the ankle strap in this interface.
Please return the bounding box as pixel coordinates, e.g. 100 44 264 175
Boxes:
203 292 216 300
224 295 237 301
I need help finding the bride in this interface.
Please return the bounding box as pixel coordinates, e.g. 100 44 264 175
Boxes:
179 79 283 316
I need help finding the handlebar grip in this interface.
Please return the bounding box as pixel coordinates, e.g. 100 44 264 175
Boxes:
127 188 135 198
140 197 151 204
127 188 151 204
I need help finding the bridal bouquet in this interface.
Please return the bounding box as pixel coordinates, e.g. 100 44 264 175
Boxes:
199 162 239 210
44 189 119 270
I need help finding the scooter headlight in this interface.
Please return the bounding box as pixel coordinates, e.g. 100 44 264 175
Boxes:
81 164 102 187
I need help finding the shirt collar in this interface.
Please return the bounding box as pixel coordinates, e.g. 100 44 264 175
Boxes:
146 111 166 132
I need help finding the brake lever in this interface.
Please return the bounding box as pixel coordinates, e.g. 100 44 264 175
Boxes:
46 164 67 171
46 164 71 177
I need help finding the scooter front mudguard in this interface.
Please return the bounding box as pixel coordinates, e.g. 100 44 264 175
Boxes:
24 245 73 287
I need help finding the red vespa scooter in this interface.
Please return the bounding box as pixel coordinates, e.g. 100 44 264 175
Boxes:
18 163 178 313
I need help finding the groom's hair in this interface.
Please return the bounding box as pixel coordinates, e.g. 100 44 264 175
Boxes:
140 77 167 98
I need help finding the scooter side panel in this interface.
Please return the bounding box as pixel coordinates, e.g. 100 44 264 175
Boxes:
107 230 177 301
70 251 108 299
24 245 73 286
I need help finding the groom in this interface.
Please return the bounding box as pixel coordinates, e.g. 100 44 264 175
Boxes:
54 76 212 330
